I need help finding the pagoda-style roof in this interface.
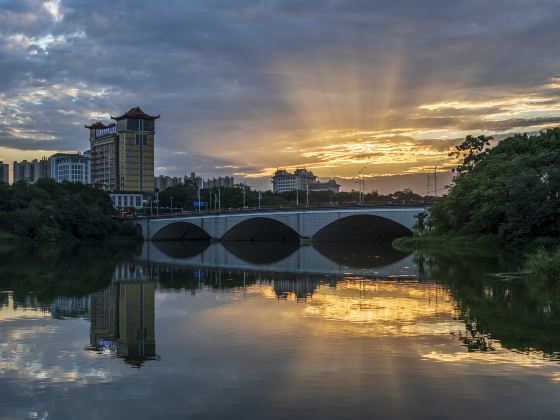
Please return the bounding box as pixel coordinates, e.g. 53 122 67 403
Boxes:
111 106 160 121
85 121 114 129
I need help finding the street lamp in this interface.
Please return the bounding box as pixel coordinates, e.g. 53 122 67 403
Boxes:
170 196 173 213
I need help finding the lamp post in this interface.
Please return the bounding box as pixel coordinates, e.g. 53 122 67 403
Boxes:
218 188 221 212
258 191 262 208
306 183 309 207
170 196 173 213
242 186 246 208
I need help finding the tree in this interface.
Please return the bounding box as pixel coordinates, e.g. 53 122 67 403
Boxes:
449 134 493 176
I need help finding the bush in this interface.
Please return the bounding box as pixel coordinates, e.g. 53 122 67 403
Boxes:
525 248 560 282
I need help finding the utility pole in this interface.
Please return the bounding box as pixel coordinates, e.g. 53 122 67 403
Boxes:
296 187 299 207
242 186 246 208
258 191 262 208
170 196 173 213
306 183 309 207
218 188 221 212
434 165 437 201
156 191 159 216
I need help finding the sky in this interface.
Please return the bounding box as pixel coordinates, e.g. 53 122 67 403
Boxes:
1 0 560 193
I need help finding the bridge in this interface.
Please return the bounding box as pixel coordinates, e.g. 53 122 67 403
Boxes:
134 206 424 242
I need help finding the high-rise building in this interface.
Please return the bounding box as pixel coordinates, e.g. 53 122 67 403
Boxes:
32 157 50 182
0 161 8 184
86 106 160 208
155 175 182 191
13 160 33 183
184 172 203 190
86 122 118 190
50 153 90 184
13 158 51 183
272 168 340 193
204 176 234 189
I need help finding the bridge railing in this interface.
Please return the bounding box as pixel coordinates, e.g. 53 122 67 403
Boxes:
128 201 431 220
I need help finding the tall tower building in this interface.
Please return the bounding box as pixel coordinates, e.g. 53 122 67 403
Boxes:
86 121 119 190
111 107 159 195
86 106 159 207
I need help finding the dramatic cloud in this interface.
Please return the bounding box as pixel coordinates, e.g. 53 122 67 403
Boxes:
1 0 560 191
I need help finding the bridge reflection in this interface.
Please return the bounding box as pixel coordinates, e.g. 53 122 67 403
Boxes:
144 241 415 278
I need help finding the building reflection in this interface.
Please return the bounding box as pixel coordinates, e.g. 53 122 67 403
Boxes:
89 262 156 367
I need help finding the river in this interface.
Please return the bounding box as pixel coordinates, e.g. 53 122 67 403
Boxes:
0 241 559 419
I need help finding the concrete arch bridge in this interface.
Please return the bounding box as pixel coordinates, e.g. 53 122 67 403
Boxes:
135 207 424 242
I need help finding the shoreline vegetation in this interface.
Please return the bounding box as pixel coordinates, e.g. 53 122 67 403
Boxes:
0 179 139 242
394 128 560 281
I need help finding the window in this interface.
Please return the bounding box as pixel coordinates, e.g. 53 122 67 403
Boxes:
143 119 154 131
143 134 148 146
135 134 140 146
136 196 141 207
128 118 139 131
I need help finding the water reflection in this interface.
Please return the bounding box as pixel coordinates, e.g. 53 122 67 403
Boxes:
1 241 560 419
148 240 415 277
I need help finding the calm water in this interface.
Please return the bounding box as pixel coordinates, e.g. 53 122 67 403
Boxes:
1 241 559 419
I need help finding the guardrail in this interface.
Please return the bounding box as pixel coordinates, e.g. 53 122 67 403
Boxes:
125 201 432 220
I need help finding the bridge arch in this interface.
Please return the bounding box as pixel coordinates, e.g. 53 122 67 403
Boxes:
221 217 300 241
312 214 412 241
151 221 211 241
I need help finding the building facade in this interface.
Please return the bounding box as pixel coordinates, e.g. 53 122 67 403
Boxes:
272 168 340 193
50 153 91 184
13 159 50 183
86 106 160 208
204 176 234 189
0 161 8 184
155 175 182 191
184 172 203 190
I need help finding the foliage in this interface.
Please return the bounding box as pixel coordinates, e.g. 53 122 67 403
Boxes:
0 178 139 241
417 250 560 355
0 242 142 302
428 129 560 247
525 248 560 282
448 134 492 176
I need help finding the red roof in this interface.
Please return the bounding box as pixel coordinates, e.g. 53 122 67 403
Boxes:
111 106 160 121
84 121 115 129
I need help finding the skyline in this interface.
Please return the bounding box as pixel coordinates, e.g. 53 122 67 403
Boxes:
2 1 560 192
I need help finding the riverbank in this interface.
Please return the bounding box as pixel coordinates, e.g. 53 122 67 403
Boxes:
392 234 500 254
393 234 560 281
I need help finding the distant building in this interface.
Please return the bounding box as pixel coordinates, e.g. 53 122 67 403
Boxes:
204 176 234 189
308 179 340 193
32 157 50 182
155 175 182 191
272 168 340 193
0 161 8 184
184 172 203 190
50 153 91 184
12 157 51 183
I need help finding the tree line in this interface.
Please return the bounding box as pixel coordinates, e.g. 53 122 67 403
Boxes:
155 183 434 211
0 178 138 241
